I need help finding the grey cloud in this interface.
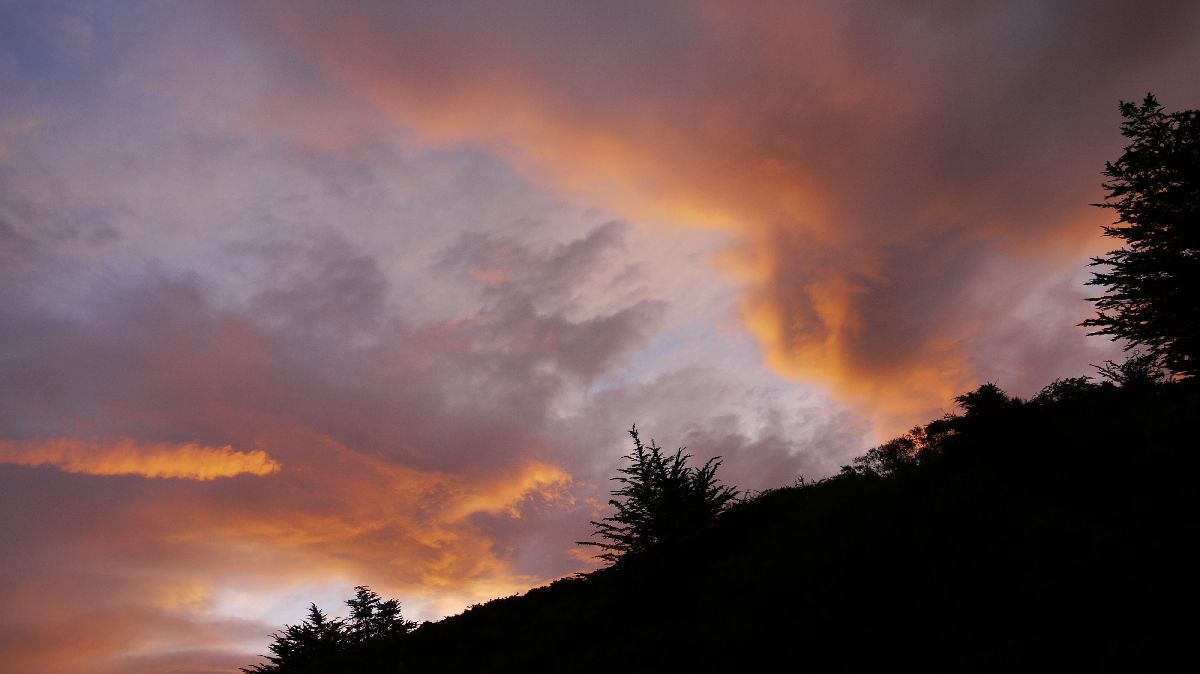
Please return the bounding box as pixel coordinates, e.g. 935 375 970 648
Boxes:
438 220 628 308
552 365 869 490
251 239 389 338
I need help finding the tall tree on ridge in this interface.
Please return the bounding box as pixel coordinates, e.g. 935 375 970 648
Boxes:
1084 94 1200 377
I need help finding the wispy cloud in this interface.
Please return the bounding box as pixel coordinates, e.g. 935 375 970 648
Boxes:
0 438 280 480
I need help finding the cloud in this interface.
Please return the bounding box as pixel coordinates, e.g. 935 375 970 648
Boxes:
256 0 1200 422
0 211 676 668
0 601 274 674
551 364 867 491
5 3 1195 672
440 461 573 521
0 437 280 480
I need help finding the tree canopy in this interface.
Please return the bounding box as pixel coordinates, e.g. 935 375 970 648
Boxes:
580 426 737 563
1084 93 1200 377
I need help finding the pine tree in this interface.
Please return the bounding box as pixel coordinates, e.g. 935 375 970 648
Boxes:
1084 94 1200 377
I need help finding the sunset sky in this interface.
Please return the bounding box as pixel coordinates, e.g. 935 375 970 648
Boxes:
2 1 1198 672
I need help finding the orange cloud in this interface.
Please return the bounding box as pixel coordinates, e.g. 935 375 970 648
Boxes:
95 427 583 609
0 425 585 672
0 437 281 480
441 461 573 521
255 0 1172 429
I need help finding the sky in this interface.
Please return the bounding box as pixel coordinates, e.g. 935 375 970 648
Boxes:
1 1 1197 671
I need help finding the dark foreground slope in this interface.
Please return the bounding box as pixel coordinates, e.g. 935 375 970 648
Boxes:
276 379 1197 672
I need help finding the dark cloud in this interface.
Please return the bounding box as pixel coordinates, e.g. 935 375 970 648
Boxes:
251 240 389 338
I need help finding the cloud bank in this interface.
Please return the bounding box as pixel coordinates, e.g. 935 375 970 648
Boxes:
258 0 1200 418
2 1 1198 672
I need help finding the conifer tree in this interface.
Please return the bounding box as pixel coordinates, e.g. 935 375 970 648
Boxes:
345 585 416 643
242 588 413 673
242 604 345 673
581 426 737 562
1084 94 1200 377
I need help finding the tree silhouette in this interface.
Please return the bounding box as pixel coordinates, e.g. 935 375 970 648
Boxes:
580 425 737 562
242 587 414 673
242 604 345 673
952 381 1014 416
345 585 416 643
1031 376 1096 405
1084 93 1200 377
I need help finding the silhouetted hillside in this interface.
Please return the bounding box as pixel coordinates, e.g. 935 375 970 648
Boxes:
248 377 1196 672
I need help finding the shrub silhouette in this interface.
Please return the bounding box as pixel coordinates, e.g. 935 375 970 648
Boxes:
1093 350 1168 388
580 425 737 562
952 381 1014 416
1084 93 1200 376
846 382 1015 479
1032 376 1097 405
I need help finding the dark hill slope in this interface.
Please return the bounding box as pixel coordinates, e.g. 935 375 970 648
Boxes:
278 380 1197 672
